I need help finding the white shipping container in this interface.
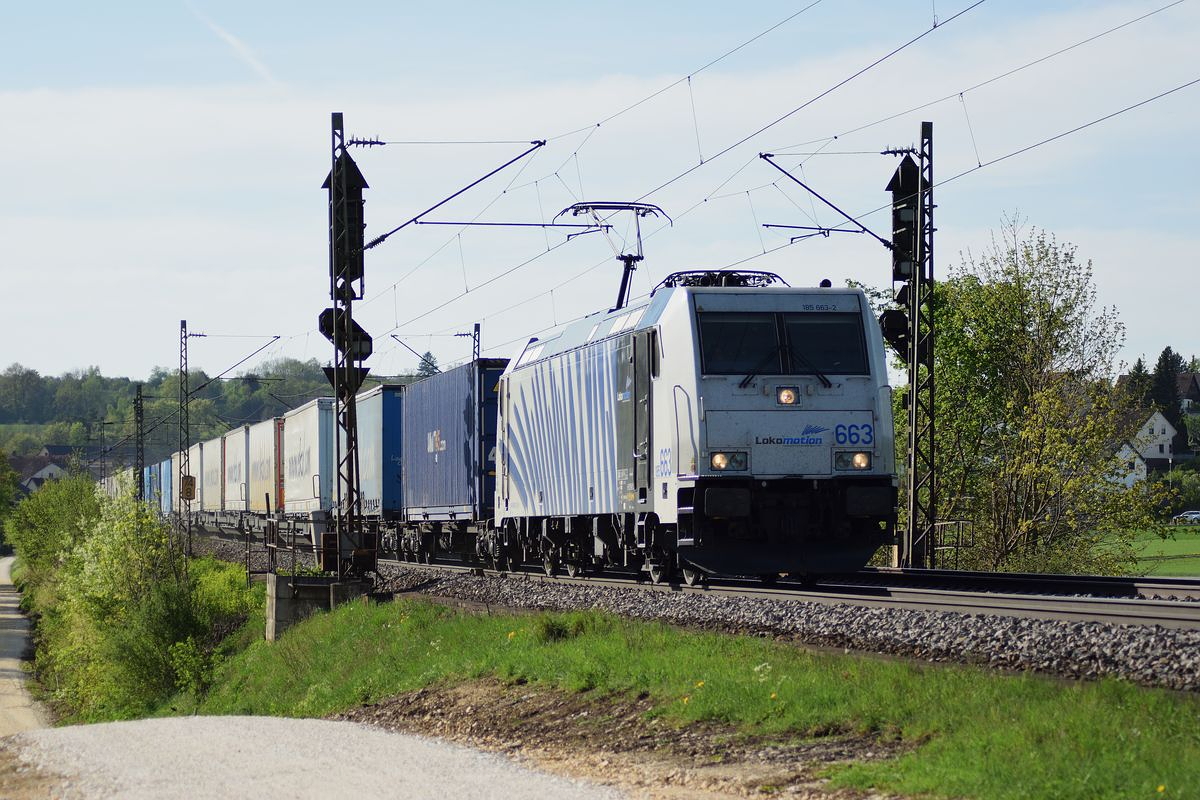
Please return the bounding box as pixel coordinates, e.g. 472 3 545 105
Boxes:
201 436 223 512
283 398 333 515
170 451 183 508
223 426 250 512
248 418 283 514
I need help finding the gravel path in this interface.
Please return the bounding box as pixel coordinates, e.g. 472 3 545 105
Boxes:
0 557 50 737
7 716 626 799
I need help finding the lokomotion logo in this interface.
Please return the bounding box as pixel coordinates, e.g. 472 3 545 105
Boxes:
755 424 829 446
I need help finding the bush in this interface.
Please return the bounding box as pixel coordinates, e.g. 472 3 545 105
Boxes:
7 479 259 720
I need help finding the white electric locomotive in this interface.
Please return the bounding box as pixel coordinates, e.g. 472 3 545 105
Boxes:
489 270 897 583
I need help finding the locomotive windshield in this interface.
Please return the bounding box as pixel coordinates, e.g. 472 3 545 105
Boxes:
698 311 868 376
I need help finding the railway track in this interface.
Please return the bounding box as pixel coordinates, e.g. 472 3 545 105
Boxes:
379 557 1200 630
198 526 1200 629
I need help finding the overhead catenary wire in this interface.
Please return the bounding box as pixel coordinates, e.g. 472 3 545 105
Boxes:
545 0 828 141
433 72 1199 357
937 75 1200 189
780 74 1200 239
364 140 546 251
286 0 1181 364
634 0 987 202
768 0 1189 153
357 0 1183 376
374 4 987 354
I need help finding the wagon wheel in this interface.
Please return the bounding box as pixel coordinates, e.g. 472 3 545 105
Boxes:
648 562 669 585
564 562 581 578
542 555 558 577
681 567 703 587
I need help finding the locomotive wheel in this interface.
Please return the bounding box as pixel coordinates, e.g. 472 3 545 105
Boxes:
648 562 668 585
681 567 703 587
542 555 557 576
564 562 580 578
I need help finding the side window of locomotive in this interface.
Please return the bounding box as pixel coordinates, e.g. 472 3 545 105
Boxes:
782 312 869 375
650 329 660 378
698 312 779 374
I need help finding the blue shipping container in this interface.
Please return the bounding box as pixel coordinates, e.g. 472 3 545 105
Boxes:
402 359 507 521
159 458 173 517
143 464 158 507
357 385 404 518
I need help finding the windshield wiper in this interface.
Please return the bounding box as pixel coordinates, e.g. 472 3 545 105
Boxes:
787 345 833 388
737 345 786 389
735 343 834 389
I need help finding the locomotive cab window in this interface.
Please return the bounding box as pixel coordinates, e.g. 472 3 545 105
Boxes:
697 311 868 376
781 313 868 375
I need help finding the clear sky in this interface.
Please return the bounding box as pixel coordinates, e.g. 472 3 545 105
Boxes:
2 0 1197 381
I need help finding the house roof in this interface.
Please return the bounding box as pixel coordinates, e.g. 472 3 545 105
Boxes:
41 444 104 458
1178 372 1200 402
8 454 70 482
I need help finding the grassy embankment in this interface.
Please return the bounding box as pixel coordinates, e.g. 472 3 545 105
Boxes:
1136 526 1200 576
170 597 1200 800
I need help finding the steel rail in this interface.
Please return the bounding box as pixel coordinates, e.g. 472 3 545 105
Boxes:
378 557 1200 630
191 526 1200 629
845 567 1200 601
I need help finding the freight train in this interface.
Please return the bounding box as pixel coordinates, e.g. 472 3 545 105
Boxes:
111 270 898 583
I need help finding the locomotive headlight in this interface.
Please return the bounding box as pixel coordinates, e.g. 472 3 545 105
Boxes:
710 451 748 471
776 386 799 405
835 451 872 470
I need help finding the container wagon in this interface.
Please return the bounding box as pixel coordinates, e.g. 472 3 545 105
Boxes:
397 359 506 561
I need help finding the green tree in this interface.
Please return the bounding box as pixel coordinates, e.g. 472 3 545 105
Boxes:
0 364 50 423
416 351 440 378
1124 357 1152 408
1151 346 1184 432
923 221 1166 573
0 449 18 537
3 471 102 589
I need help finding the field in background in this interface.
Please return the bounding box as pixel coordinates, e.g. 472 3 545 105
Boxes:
1136 527 1200 576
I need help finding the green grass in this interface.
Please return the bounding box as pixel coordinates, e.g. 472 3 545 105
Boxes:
184 599 1200 800
1135 528 1200 576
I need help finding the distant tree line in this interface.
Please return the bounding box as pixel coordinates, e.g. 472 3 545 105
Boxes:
0 357 417 464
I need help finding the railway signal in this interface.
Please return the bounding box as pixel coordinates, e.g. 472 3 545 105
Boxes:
322 112 376 578
319 308 373 360
887 155 921 282
322 150 368 288
885 124 936 570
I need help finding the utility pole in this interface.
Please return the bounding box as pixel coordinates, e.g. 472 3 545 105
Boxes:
455 323 481 360
135 384 144 501
179 320 192 558
884 122 937 568
319 112 375 578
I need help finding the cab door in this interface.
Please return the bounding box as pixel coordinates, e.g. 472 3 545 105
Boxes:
633 329 653 509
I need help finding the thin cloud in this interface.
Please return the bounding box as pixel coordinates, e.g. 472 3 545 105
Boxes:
185 2 279 86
